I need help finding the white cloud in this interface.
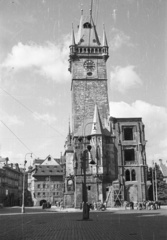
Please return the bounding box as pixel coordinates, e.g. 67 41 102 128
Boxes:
0 110 24 126
109 28 133 51
0 151 25 165
110 100 167 165
33 112 57 125
1 36 71 82
42 98 56 107
109 65 142 93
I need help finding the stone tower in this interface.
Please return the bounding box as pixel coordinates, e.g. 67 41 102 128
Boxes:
63 9 117 208
63 8 148 208
68 9 110 135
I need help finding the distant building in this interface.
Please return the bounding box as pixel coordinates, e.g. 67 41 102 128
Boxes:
28 155 64 206
0 157 26 206
159 159 167 183
63 8 149 208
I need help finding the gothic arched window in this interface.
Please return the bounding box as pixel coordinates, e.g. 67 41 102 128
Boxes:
131 169 136 181
67 179 73 191
125 170 130 181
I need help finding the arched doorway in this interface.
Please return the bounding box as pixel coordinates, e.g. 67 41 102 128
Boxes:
40 199 47 206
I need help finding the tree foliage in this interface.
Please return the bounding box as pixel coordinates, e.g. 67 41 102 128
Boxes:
147 164 167 202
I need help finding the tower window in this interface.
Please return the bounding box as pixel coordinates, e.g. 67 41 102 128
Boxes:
87 186 91 190
123 127 133 140
125 170 130 181
124 149 135 162
131 169 136 181
87 72 92 76
83 22 92 28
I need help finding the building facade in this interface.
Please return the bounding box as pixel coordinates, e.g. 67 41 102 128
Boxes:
0 157 26 206
63 9 148 208
28 155 64 206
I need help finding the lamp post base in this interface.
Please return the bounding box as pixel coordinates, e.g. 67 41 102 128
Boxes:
83 202 89 220
21 206 25 213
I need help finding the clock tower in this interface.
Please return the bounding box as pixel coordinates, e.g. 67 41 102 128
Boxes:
68 9 110 135
64 7 148 209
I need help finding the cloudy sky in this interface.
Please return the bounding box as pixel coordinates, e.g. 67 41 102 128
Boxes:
0 0 166 167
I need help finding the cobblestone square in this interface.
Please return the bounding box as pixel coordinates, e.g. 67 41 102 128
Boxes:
0 208 167 240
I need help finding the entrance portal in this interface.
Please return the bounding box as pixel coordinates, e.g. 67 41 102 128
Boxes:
40 199 47 206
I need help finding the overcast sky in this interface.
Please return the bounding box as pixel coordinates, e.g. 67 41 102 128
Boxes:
0 0 167 167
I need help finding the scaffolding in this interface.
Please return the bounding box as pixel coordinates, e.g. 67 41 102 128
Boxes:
106 180 123 207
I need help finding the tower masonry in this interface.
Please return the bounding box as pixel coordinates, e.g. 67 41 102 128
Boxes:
69 9 110 135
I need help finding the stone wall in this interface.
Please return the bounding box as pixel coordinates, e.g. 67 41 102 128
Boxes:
72 80 109 133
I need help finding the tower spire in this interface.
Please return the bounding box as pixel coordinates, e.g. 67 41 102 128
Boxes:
90 0 93 13
77 9 83 42
103 24 108 47
68 118 72 146
71 23 75 45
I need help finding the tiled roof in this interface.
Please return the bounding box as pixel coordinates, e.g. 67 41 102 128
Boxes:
41 155 59 166
34 156 60 166
33 159 45 165
33 165 63 177
77 13 101 47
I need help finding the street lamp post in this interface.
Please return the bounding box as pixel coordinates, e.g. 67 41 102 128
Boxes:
21 153 32 213
152 160 156 202
154 162 158 201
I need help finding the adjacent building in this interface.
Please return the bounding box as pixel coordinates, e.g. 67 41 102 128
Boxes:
28 155 64 206
0 157 27 206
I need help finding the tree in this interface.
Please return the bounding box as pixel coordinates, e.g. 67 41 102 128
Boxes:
147 164 167 202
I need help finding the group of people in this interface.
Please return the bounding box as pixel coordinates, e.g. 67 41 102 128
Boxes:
80 201 106 211
124 200 161 210
42 201 51 209
55 200 64 210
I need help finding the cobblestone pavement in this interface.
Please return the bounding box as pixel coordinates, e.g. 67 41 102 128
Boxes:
0 208 167 240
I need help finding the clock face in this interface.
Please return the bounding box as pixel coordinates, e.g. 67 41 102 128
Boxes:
83 60 95 72
68 180 73 185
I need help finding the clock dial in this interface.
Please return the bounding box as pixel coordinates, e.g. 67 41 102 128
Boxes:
83 60 95 72
68 180 73 185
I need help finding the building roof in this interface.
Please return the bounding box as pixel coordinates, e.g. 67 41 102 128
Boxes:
74 105 111 137
41 155 59 166
33 156 60 166
0 157 9 168
77 9 101 47
33 165 63 177
33 158 45 165
159 159 167 178
110 116 142 123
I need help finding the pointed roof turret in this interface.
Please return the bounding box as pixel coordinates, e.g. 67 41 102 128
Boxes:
77 9 84 43
77 8 101 46
91 104 103 135
102 24 108 47
67 119 72 146
71 23 76 45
